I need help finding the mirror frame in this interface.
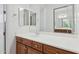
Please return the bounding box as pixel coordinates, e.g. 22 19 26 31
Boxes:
53 4 75 33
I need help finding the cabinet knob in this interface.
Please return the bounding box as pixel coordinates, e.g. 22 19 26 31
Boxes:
56 53 58 54
34 45 38 48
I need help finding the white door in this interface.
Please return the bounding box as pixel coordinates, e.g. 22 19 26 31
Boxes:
0 4 4 54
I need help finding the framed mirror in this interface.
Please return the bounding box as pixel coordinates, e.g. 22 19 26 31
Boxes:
18 8 36 26
18 8 29 26
53 5 74 33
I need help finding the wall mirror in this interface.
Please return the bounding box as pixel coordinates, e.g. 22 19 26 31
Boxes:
18 8 29 26
53 5 74 33
18 8 36 26
30 11 36 26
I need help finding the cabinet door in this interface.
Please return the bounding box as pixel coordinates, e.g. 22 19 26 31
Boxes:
57 49 75 54
16 42 28 54
31 41 43 52
43 45 58 54
20 43 28 54
16 42 21 54
28 47 42 54
43 45 75 54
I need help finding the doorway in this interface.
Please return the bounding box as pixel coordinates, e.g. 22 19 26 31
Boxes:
0 4 6 54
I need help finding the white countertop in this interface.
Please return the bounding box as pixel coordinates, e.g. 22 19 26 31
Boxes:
16 33 79 53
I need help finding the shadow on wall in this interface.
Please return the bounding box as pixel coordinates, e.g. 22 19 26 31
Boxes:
10 37 16 54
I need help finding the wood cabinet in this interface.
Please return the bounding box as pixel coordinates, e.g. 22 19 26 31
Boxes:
22 39 32 46
43 45 75 54
16 36 76 54
16 36 42 54
43 44 59 54
16 42 28 54
31 41 43 52
28 47 42 54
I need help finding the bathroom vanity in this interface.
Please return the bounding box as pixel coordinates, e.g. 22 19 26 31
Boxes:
16 33 77 54
15 4 78 54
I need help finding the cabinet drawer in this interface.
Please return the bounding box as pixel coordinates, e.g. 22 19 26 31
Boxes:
22 39 32 46
28 47 42 54
16 36 23 43
31 41 43 52
43 45 59 54
56 49 75 54
43 45 75 54
16 42 28 54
